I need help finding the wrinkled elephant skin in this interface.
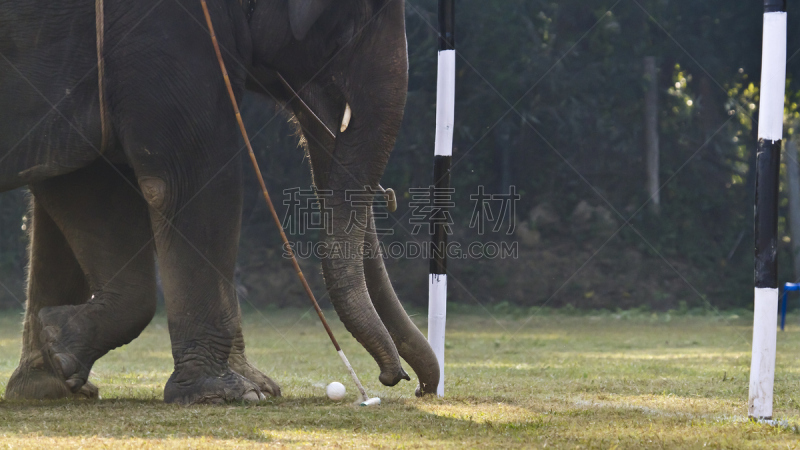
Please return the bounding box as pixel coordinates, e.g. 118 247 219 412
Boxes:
0 0 438 403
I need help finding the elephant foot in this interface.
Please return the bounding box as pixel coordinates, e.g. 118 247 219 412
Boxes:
164 367 265 405
37 305 97 393
5 353 98 400
229 354 281 397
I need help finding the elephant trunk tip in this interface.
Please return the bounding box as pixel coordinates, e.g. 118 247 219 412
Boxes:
414 382 439 397
379 367 410 386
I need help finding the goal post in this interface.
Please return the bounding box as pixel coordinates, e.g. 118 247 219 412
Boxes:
428 0 455 398
748 0 787 421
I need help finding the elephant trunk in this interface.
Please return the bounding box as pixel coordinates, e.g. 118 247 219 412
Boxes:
310 0 411 387
363 210 440 395
321 199 408 386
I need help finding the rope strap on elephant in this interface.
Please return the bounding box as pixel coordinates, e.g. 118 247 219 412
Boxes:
95 0 111 153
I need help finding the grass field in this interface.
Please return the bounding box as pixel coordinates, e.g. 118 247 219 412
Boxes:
0 308 799 448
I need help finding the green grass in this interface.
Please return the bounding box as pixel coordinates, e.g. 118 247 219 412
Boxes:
0 308 799 448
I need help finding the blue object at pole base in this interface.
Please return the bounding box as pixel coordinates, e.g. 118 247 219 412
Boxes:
780 282 800 331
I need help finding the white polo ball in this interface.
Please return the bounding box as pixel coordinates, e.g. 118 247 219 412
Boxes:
326 382 346 401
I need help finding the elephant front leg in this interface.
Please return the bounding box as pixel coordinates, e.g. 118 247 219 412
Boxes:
229 320 281 397
133 161 263 404
227 299 281 396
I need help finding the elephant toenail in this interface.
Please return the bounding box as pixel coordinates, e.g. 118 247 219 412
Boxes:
242 390 261 402
65 378 81 392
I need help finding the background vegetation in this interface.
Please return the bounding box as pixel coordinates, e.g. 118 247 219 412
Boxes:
2 0 799 312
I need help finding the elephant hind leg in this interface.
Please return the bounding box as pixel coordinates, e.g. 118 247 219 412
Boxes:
5 196 98 401
6 358 98 400
29 160 157 394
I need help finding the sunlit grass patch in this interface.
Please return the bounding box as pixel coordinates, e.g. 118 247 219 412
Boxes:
0 309 799 447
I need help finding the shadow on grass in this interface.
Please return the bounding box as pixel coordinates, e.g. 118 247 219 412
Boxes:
0 396 550 445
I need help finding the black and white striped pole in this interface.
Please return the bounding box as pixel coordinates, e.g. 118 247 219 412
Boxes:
749 0 787 421
428 0 454 398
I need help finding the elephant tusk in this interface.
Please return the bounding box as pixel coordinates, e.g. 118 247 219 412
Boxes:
377 185 397 212
385 188 397 213
340 103 352 133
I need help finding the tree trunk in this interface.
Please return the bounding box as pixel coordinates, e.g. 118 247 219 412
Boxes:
495 119 511 225
786 138 800 281
644 56 660 215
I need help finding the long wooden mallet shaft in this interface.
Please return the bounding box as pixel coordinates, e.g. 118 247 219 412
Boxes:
199 0 369 403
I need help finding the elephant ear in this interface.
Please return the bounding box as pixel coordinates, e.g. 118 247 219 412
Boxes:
288 0 335 41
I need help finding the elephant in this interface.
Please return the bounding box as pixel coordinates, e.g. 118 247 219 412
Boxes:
0 0 440 404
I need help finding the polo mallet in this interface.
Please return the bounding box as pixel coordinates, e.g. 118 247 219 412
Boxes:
200 0 380 406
